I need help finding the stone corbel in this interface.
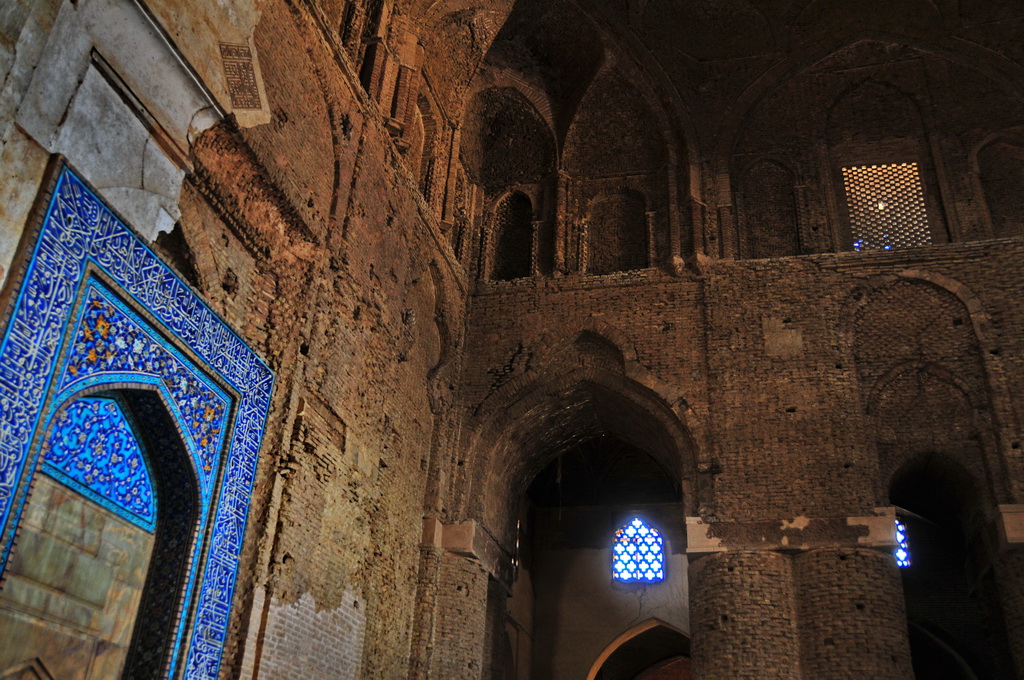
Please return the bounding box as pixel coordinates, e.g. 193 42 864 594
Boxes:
996 504 1024 550
421 518 513 585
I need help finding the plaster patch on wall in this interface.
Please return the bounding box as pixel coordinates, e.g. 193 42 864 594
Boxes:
762 317 803 359
780 516 811 531
847 508 898 547
257 592 366 680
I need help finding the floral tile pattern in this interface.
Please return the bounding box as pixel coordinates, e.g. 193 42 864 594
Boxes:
42 396 156 530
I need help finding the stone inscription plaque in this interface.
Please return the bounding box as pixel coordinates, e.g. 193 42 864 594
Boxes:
220 42 262 110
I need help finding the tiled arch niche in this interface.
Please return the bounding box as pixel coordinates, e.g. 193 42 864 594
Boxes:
0 165 274 679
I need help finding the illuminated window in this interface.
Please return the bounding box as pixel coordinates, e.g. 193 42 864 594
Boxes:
613 517 664 583
841 163 932 252
895 519 911 568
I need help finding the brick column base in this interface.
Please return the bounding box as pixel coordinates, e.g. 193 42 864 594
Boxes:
794 547 912 679
995 548 1024 678
689 551 800 680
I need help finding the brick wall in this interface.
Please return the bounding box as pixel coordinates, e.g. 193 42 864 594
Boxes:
794 548 912 678
255 592 366 679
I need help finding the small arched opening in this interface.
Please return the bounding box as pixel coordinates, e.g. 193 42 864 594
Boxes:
491 192 534 281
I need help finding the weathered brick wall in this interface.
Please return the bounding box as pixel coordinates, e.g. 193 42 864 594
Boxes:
164 1 472 676
256 592 366 679
995 548 1024 676
430 555 490 679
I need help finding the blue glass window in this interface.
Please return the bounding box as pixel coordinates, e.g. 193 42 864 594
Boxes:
895 519 911 568
613 517 664 583
41 396 156 531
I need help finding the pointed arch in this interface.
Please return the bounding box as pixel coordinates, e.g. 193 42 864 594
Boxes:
489 191 534 281
460 366 699 548
585 619 690 680
2 382 202 679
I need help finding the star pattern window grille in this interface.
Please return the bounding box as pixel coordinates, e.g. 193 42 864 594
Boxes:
842 162 932 252
613 517 664 583
895 519 911 568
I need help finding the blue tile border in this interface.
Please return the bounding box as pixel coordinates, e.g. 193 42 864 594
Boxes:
0 166 275 679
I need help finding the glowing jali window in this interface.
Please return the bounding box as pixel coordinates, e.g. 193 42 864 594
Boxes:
895 519 911 568
842 162 932 252
613 517 664 583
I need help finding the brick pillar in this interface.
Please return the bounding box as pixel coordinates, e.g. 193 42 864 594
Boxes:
408 545 442 680
689 551 800 680
994 548 1024 677
429 553 490 679
554 171 571 274
793 547 913 679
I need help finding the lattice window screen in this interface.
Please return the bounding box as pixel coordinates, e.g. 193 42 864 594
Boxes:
612 517 664 582
841 162 932 252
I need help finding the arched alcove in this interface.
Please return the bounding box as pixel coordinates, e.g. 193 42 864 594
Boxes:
888 455 1015 679
470 371 697 538
977 138 1024 239
848 277 1004 501
587 190 648 275
521 436 687 680
565 68 668 266
462 367 696 680
491 192 534 280
0 387 199 679
737 160 800 258
826 80 948 250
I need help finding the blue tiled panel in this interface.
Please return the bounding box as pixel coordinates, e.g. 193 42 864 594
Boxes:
42 396 156 531
0 167 275 680
54 283 231 496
